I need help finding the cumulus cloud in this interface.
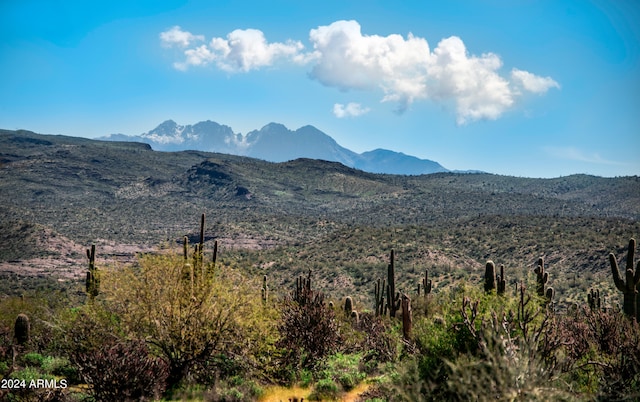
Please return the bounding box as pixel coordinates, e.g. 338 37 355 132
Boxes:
174 45 215 71
511 68 560 94
210 29 305 72
160 26 305 72
309 20 430 112
160 26 204 48
160 20 559 123
427 36 515 124
333 102 371 118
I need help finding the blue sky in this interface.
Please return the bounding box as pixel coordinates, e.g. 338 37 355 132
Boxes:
1 0 638 178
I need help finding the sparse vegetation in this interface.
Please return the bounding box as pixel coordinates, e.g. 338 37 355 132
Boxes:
0 129 639 400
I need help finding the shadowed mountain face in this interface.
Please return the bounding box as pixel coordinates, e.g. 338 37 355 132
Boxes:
101 120 449 175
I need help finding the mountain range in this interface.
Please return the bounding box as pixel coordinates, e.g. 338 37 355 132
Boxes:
101 120 450 175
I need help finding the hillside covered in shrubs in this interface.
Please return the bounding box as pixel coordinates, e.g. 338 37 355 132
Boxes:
0 130 639 400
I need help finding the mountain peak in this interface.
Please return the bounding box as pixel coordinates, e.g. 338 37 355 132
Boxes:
260 122 288 132
156 119 178 129
103 119 449 175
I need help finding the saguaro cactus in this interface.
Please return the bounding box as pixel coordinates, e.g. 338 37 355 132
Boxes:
609 238 640 320
350 310 360 326
401 293 412 340
85 244 99 300
374 278 386 316
420 269 432 296
534 257 549 297
484 261 497 293
545 287 555 307
588 288 601 311
497 265 507 296
261 275 269 304
208 240 218 277
14 314 30 345
387 250 401 318
198 213 205 272
344 296 353 317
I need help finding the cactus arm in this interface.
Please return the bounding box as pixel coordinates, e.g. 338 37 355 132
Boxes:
609 253 626 291
626 238 636 272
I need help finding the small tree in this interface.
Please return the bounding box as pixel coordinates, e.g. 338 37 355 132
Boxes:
103 253 258 390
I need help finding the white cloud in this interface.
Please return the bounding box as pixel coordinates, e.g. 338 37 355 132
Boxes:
160 20 560 123
511 68 560 94
174 45 215 71
163 27 305 72
210 29 305 72
160 26 204 48
427 36 514 124
333 102 371 118
306 21 539 122
309 20 430 112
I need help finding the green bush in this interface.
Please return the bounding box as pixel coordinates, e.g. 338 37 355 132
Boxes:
9 366 55 382
22 352 45 367
310 378 340 400
319 353 366 391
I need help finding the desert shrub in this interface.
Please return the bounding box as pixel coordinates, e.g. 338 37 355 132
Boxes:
358 313 400 369
22 352 45 367
73 339 169 402
568 308 640 400
317 353 366 391
102 253 271 390
276 278 340 374
203 377 264 402
9 365 55 382
309 378 340 401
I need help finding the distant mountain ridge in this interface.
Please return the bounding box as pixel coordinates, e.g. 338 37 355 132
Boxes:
101 120 449 175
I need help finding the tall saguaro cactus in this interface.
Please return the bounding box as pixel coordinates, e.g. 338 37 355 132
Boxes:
374 278 386 316
609 238 640 321
261 275 269 304
208 240 218 277
198 213 205 268
85 244 99 300
387 249 401 318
